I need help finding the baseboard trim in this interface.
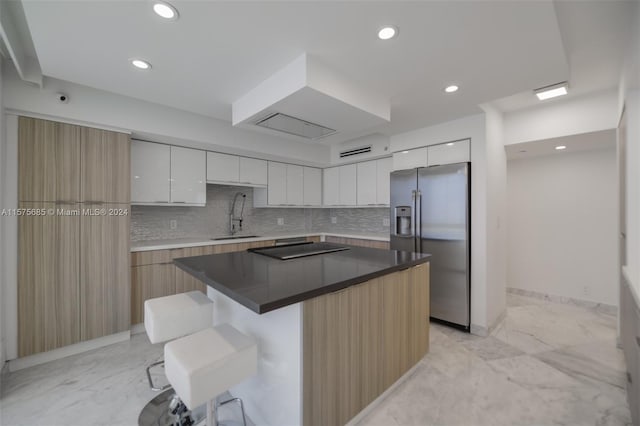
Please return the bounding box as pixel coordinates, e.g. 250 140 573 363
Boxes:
131 323 146 335
507 287 617 315
345 360 422 426
7 331 131 372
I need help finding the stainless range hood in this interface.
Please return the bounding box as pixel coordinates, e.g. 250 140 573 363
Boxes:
255 112 336 140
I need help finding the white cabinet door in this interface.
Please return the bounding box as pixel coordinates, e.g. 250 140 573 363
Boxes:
303 167 322 206
267 162 287 205
376 157 391 205
357 160 377 206
171 147 206 205
131 140 170 204
339 164 357 206
286 165 304 206
207 152 239 183
323 167 340 206
239 157 267 186
427 139 470 166
392 147 428 171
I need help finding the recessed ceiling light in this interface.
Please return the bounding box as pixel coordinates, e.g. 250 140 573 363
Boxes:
444 85 459 93
401 150 409 154
446 143 454 146
153 1 179 20
534 82 568 100
555 145 567 150
378 26 398 40
131 59 151 70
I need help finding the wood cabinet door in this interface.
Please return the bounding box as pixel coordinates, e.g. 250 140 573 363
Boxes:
18 202 80 356
131 263 176 325
80 204 130 340
18 117 81 202
81 127 131 203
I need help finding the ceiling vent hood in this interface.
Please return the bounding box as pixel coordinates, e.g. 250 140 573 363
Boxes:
255 113 336 140
232 54 390 143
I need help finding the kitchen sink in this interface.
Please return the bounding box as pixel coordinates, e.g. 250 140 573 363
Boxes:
211 235 260 240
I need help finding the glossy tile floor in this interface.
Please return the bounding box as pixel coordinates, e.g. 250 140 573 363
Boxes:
357 294 631 426
0 294 631 426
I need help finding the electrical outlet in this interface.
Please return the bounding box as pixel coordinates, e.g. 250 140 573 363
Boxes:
383 218 390 227
277 218 284 226
170 220 177 230
331 217 337 224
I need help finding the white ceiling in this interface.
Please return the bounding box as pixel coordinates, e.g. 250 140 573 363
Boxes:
505 129 616 160
17 1 630 144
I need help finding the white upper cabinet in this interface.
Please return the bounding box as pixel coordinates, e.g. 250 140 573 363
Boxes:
376 157 391 205
356 158 391 206
239 157 267 186
323 167 340 206
170 146 206 205
207 152 267 187
392 147 428 171
357 161 377 205
286 165 304 206
207 152 239 183
303 167 322 206
339 164 357 206
427 139 470 166
131 140 170 204
267 162 288 205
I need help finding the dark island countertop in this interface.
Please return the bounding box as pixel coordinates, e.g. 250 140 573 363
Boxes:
173 244 430 314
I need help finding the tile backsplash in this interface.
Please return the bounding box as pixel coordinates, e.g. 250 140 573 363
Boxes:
130 184 390 241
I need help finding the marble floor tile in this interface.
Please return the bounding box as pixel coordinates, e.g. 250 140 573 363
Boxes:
1 294 632 426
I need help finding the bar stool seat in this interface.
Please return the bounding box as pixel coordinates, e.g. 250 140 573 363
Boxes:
145 290 213 344
164 324 257 424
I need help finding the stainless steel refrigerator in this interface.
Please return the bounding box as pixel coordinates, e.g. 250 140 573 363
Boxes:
390 163 470 330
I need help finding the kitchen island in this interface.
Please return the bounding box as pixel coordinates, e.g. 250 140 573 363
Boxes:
174 243 430 426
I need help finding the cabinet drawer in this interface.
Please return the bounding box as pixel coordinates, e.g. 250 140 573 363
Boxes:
131 250 172 266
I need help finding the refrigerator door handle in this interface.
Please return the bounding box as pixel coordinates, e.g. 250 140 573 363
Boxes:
416 189 422 251
411 189 417 251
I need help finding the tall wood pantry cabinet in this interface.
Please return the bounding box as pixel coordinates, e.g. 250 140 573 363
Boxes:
17 116 131 357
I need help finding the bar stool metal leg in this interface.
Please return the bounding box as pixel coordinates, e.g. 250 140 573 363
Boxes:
146 360 172 391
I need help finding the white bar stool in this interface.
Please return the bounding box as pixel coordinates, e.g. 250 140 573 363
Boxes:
144 291 214 391
164 324 258 426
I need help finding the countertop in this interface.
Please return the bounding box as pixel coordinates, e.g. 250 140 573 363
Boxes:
174 244 429 314
130 232 390 252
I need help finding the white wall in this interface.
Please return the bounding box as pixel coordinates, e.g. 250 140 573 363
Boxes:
504 89 619 145
2 64 331 167
483 106 507 327
507 145 618 305
390 114 495 334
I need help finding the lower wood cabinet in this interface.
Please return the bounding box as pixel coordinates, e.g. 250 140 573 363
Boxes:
324 235 389 250
130 239 282 326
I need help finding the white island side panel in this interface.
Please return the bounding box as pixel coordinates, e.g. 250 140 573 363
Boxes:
207 287 302 426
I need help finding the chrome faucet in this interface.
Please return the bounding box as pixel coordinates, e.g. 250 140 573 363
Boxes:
230 192 247 235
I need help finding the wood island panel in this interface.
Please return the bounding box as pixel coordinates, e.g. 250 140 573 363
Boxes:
302 262 429 426
18 202 81 357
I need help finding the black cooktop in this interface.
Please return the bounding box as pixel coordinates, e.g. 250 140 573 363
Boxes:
248 242 350 260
